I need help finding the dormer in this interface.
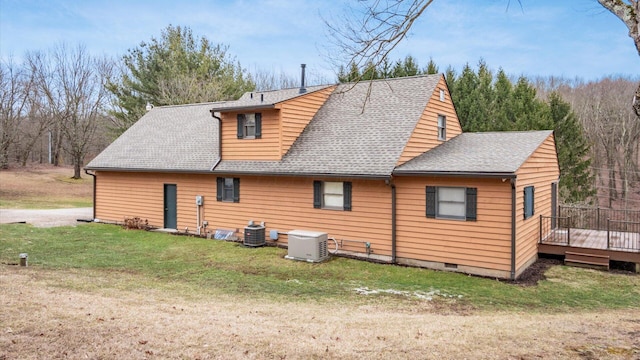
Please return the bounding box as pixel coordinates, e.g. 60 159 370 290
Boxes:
210 85 335 161
395 75 462 166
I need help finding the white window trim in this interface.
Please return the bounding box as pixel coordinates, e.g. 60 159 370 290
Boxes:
322 181 344 210
437 115 446 141
436 187 466 220
242 113 256 139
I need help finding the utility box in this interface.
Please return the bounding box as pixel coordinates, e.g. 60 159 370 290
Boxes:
195 195 203 206
285 230 329 262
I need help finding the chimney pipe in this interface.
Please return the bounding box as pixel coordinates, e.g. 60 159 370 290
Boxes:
299 64 306 94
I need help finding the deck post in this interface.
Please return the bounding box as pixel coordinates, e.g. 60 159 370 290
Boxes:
635 263 639 274
606 218 610 249
597 207 600 230
539 215 542 244
567 217 571 246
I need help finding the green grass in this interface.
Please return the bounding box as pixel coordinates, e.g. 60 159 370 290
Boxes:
1 223 638 311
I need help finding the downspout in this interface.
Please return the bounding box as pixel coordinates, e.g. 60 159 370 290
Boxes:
510 178 517 280
386 177 396 263
210 111 223 170
84 169 96 220
391 183 397 264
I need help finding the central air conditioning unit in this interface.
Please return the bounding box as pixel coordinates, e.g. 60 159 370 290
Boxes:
285 230 329 262
244 224 266 247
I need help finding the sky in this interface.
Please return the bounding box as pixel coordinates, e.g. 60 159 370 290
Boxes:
1 0 638 84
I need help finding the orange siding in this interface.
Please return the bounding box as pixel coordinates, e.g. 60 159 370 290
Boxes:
95 172 392 255
279 86 335 156
514 133 560 274
394 176 513 273
95 172 215 229
221 109 281 160
397 76 463 166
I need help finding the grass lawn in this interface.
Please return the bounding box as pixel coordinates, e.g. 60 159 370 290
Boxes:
1 223 638 312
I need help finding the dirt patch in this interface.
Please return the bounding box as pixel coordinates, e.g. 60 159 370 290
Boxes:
512 257 563 286
0 165 92 208
1 266 639 360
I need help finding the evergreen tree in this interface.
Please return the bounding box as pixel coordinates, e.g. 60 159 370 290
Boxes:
492 69 513 131
425 57 439 75
548 92 595 203
107 25 254 134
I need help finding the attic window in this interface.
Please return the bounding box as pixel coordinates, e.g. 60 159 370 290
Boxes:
437 115 446 141
237 113 262 139
439 89 445 102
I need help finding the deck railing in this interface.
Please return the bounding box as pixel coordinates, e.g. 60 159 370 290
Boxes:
558 205 640 231
540 215 570 246
540 210 640 252
607 219 640 251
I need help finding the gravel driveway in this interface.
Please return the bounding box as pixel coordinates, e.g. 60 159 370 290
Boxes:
0 208 93 227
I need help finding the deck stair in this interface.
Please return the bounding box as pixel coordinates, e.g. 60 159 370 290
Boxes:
564 251 610 270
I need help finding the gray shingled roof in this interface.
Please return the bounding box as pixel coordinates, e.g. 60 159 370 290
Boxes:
209 85 333 112
85 102 220 172
214 74 442 177
393 130 554 176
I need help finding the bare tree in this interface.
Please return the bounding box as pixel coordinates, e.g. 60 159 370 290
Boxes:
28 44 113 178
596 0 640 116
324 0 433 75
0 58 34 169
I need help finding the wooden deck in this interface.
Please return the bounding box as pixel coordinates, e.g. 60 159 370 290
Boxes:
539 228 640 263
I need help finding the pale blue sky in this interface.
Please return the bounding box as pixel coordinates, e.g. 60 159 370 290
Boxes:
1 0 638 83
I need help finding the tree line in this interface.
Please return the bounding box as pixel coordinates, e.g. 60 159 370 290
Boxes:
340 57 600 204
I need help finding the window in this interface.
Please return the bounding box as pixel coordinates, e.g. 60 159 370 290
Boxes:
237 113 262 139
437 115 446 140
439 89 445 102
426 186 477 221
216 177 239 202
313 181 352 211
524 186 535 219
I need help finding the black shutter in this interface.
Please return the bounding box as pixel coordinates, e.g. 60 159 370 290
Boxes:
313 181 322 209
255 113 262 139
531 186 536 216
216 177 223 201
233 178 240 203
343 182 352 211
466 187 477 221
237 114 245 139
524 186 534 219
425 186 436 218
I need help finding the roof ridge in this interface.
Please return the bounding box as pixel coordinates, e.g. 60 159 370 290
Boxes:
249 84 334 94
154 101 229 109
343 73 441 86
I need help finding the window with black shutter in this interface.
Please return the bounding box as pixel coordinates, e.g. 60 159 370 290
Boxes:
426 186 477 221
237 113 262 139
217 177 240 203
313 180 352 211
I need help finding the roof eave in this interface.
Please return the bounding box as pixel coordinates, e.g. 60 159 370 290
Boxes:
392 170 517 179
84 166 216 174
209 104 276 113
212 169 390 180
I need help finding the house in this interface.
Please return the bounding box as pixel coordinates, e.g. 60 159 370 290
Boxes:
85 74 559 279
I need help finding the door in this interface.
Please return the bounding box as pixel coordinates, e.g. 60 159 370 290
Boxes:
551 182 557 228
164 184 177 229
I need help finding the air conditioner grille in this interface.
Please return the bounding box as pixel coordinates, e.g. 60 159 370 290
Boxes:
244 225 265 247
